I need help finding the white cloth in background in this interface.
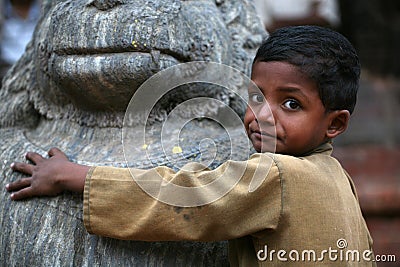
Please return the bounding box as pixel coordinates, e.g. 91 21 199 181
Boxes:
1 0 40 64
254 0 340 28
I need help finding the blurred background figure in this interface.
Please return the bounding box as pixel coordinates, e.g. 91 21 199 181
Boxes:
253 0 340 32
0 0 40 85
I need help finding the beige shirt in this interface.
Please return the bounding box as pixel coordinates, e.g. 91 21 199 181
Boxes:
83 143 375 266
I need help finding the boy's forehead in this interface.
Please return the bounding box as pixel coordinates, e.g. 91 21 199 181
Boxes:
249 61 319 96
252 61 314 82
251 60 301 76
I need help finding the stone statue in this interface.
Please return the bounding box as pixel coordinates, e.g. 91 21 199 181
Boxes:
0 0 266 265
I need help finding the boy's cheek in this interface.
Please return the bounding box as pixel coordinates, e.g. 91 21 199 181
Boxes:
244 107 255 120
243 109 253 129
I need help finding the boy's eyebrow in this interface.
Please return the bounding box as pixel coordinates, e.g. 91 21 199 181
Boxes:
277 87 309 102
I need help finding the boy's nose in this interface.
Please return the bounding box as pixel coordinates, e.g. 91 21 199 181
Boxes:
255 104 275 126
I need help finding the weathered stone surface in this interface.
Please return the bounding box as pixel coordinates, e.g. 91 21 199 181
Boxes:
0 0 266 266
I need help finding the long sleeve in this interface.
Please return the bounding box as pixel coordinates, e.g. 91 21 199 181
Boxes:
83 153 282 242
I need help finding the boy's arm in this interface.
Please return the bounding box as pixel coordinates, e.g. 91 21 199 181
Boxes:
6 148 282 242
6 147 90 200
84 156 282 242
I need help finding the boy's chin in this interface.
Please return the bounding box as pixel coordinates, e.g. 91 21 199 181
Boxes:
252 142 276 153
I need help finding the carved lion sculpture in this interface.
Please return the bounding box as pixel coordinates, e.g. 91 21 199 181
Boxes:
0 0 266 265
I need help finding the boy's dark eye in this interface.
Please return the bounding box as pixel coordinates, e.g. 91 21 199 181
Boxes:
283 99 301 110
249 93 264 104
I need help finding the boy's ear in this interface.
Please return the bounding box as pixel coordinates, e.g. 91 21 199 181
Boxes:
326 110 350 139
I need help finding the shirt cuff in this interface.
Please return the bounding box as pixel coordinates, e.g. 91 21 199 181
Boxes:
83 166 96 234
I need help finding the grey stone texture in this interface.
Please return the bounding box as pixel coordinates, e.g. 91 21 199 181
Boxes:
0 0 266 266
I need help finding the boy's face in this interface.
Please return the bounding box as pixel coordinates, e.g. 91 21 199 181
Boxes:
244 61 332 156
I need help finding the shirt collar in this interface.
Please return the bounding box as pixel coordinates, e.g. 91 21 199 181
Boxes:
304 141 333 156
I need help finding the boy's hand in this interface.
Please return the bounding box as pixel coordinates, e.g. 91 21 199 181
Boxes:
6 147 90 200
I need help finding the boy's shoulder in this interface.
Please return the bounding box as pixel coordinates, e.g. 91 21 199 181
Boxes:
266 142 357 205
267 142 334 164
263 142 345 180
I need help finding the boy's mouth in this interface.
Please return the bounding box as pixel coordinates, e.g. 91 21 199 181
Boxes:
250 129 277 141
248 129 277 153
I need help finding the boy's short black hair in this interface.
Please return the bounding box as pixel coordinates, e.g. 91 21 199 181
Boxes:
254 25 360 114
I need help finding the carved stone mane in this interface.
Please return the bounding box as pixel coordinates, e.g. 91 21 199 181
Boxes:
1 0 265 127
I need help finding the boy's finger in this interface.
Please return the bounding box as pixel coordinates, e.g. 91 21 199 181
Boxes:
25 152 44 165
6 177 32 192
48 147 67 159
10 186 35 201
11 162 34 175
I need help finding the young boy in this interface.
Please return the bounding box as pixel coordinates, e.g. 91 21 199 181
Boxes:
6 26 375 266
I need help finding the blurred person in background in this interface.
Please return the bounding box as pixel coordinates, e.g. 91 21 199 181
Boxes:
254 0 340 32
0 0 40 86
